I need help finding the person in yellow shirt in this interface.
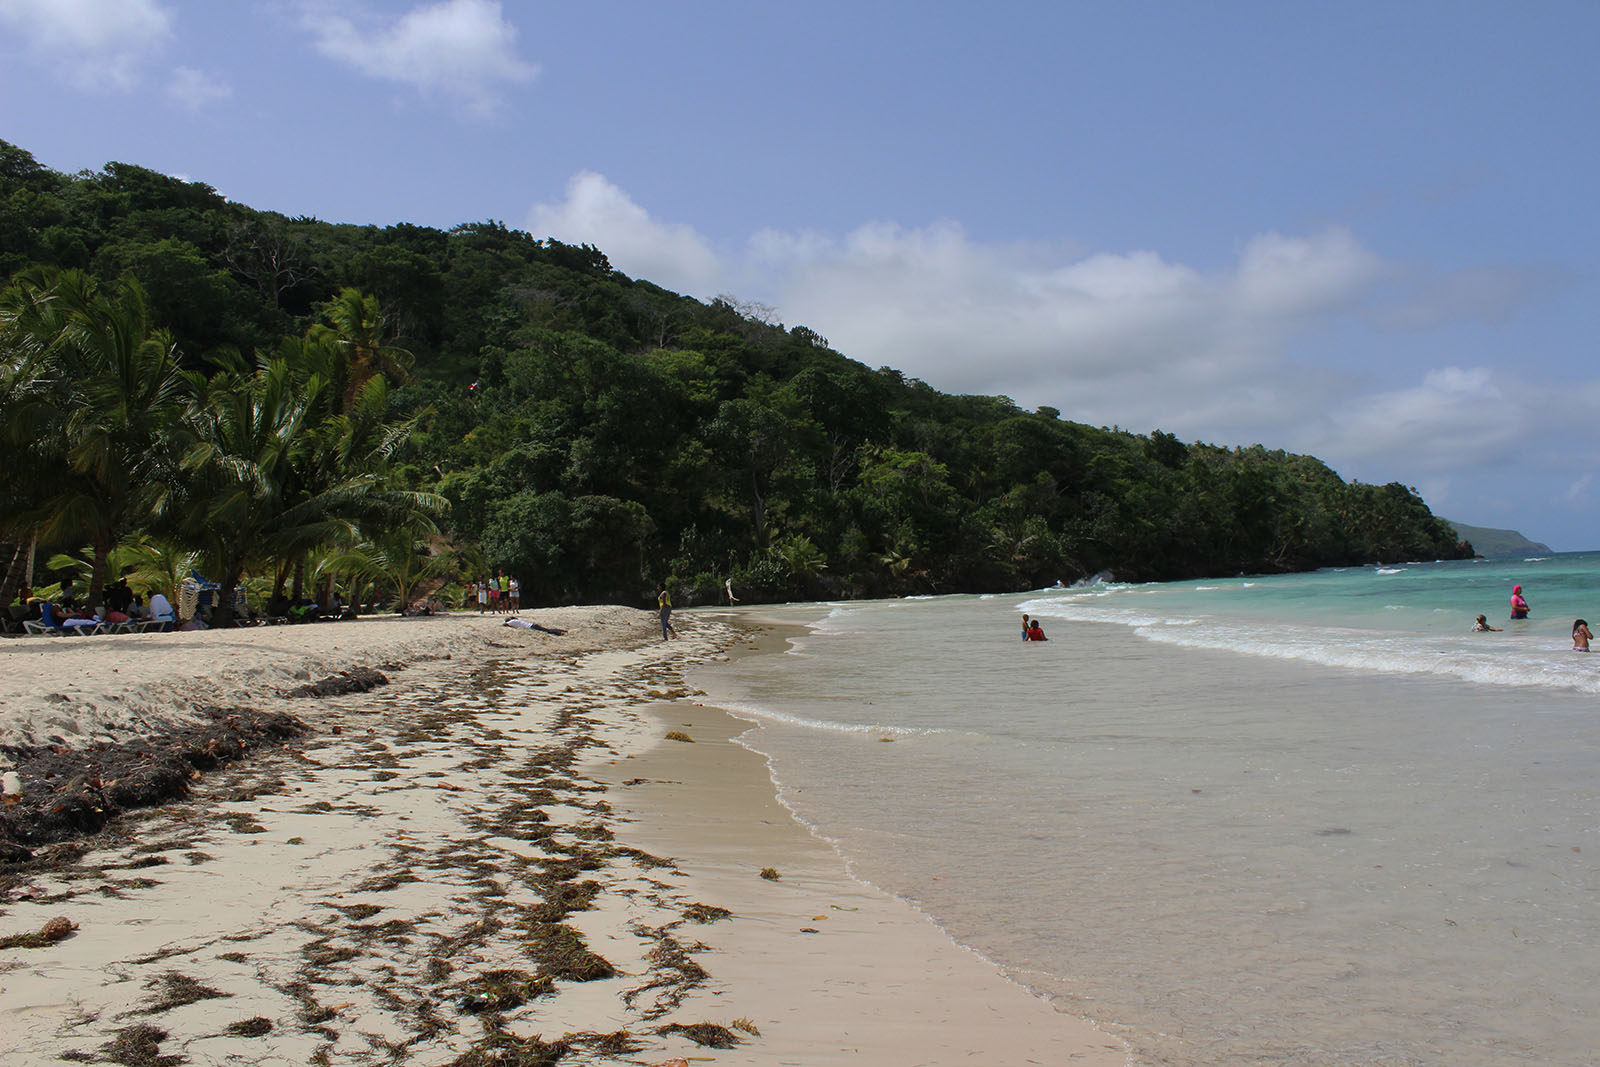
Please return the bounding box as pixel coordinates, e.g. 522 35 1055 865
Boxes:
656 585 675 640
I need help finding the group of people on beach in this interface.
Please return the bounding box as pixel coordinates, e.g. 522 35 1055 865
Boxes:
1472 583 1595 652
470 574 520 614
7 581 178 634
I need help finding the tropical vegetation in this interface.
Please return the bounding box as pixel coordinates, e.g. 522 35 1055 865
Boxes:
0 139 1470 615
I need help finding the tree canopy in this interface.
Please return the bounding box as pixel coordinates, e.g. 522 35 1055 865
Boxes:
1 139 1470 610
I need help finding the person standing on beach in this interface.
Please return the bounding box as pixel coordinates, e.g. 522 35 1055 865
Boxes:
1510 584 1531 620
477 579 488 614
725 577 738 605
509 575 520 612
657 584 675 640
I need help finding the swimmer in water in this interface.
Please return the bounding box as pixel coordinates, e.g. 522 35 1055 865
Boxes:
1574 619 1593 652
1510 584 1530 620
1472 614 1502 632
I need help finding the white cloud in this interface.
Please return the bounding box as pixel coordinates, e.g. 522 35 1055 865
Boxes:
767 221 1376 440
1313 366 1523 472
166 66 232 112
0 0 172 91
528 172 724 296
522 172 1600 512
299 0 536 116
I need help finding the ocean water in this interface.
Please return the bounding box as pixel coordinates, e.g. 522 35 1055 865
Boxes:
691 553 1600 1066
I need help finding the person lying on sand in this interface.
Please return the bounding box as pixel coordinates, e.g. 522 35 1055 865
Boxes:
504 617 567 635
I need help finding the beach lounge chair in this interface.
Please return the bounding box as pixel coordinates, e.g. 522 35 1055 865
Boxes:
97 607 133 635
24 603 79 636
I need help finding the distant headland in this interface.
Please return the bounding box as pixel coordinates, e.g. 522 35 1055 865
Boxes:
1445 521 1553 558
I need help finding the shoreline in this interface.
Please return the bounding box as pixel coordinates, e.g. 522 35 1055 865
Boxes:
599 697 1127 1065
0 607 1126 1064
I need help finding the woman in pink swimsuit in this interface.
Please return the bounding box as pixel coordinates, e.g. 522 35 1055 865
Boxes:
1510 585 1530 620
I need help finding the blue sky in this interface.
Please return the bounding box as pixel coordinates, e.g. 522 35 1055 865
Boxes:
3 1 1598 549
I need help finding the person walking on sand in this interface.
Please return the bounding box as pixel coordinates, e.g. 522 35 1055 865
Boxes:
1510 584 1531 620
657 584 676 641
1472 614 1502 632
1574 619 1593 651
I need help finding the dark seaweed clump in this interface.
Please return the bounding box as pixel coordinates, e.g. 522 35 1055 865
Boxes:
658 1022 741 1048
285 667 390 698
0 707 307 863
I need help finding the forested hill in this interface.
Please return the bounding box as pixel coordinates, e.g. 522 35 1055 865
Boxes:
0 141 1470 605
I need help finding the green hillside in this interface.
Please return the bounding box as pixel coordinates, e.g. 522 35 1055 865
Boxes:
0 140 1471 610
1446 521 1552 558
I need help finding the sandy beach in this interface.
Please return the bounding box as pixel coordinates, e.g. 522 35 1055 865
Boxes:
0 608 1126 1065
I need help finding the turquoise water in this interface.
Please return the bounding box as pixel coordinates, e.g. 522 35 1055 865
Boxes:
691 553 1600 1066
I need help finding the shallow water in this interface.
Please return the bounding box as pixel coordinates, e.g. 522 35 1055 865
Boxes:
693 558 1600 1065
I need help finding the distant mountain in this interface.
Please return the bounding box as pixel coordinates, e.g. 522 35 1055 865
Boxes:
1446 521 1553 557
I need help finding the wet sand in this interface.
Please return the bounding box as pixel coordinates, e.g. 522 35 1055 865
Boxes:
0 608 1126 1065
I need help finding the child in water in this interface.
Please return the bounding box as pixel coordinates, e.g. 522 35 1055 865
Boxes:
1472 615 1502 632
1573 619 1592 652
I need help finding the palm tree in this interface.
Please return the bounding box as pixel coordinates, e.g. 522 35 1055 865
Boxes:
178 362 443 625
321 530 455 613
2 269 187 607
0 276 63 604
307 288 413 411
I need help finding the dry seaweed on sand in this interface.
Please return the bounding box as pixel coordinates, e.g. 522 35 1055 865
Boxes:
0 914 76 949
442 1031 571 1067
565 1030 644 1056
284 667 390 698
521 921 616 981
0 707 306 862
130 971 230 1016
100 1023 184 1067
223 1017 273 1037
758 867 780 880
682 902 731 923
457 968 555 1013
656 1021 741 1049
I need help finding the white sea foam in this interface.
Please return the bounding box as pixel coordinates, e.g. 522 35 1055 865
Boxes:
712 698 941 737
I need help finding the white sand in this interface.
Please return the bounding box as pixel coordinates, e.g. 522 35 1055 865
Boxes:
0 608 1127 1064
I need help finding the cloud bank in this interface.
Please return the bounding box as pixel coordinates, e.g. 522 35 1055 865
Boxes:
299 0 537 115
0 0 172 90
